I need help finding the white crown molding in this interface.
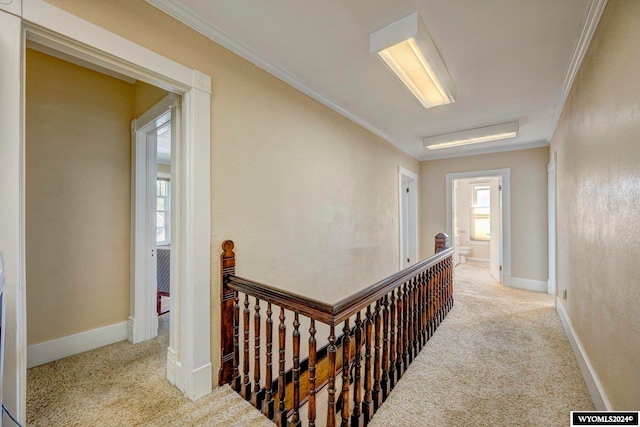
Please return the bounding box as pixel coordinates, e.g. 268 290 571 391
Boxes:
547 0 608 142
145 0 398 151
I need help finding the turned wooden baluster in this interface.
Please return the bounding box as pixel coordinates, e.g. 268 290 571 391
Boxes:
233 291 241 391
308 320 317 427
418 274 423 344
407 278 414 363
341 319 351 426
438 261 444 325
327 325 337 427
420 271 427 349
415 277 420 352
291 313 301 427
351 312 363 426
372 299 382 410
450 257 455 308
381 295 390 399
428 267 435 338
252 298 263 408
396 285 405 379
276 308 287 427
424 270 430 340
388 290 397 389
242 294 251 400
402 282 409 370
262 303 274 419
362 305 374 423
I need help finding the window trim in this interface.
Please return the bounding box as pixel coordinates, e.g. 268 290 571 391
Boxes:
156 174 171 246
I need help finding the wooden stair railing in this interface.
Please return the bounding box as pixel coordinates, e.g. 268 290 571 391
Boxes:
219 234 453 427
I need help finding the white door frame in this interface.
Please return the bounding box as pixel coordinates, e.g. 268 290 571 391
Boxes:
548 153 557 295
130 95 176 344
1 1 212 421
446 169 512 286
398 167 419 269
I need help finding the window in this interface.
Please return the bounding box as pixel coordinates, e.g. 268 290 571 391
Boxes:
471 184 490 241
157 178 170 245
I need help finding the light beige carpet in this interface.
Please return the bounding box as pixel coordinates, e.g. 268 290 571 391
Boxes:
370 262 594 427
27 315 274 427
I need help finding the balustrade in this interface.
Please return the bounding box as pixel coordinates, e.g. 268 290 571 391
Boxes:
219 235 453 426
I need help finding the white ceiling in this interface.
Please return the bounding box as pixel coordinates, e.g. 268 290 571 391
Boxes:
148 0 601 161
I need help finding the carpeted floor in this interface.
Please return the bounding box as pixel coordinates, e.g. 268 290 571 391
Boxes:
369 262 594 426
27 262 593 426
26 315 274 427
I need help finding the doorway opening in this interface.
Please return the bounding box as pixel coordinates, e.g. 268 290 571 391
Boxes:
446 169 511 286
2 2 213 418
131 94 178 344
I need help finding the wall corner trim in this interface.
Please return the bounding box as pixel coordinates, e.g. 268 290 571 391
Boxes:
27 321 128 369
556 298 611 411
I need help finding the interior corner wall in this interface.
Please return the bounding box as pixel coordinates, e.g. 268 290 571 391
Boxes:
41 0 420 378
419 147 549 282
550 0 640 410
25 49 134 345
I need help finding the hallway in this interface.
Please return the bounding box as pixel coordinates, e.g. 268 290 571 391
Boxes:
370 262 593 426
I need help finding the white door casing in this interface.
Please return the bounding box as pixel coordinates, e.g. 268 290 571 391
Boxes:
130 95 176 344
0 8 26 422
399 167 418 269
489 178 502 282
446 169 511 286
548 153 557 295
2 2 213 422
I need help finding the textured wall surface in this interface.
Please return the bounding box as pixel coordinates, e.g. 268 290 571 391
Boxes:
551 0 640 410
420 147 549 282
43 0 419 377
26 49 133 344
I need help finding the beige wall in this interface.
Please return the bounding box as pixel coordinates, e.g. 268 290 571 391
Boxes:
551 1 640 410
420 147 549 281
26 49 132 344
42 0 419 376
26 49 168 345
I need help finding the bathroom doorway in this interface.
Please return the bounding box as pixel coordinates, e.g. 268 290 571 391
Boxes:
446 169 511 285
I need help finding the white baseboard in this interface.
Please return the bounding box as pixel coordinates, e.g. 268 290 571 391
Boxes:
167 346 180 387
27 321 128 368
556 298 611 411
510 277 547 292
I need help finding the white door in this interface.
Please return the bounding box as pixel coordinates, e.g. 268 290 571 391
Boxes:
399 167 418 269
489 178 502 282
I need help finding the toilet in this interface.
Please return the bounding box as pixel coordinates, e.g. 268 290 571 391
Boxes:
455 235 471 264
458 245 471 263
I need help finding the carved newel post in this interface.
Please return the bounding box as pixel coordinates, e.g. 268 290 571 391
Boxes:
434 233 449 253
219 240 237 387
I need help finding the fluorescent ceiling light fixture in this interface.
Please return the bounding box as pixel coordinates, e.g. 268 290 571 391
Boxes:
370 12 456 109
423 122 519 150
